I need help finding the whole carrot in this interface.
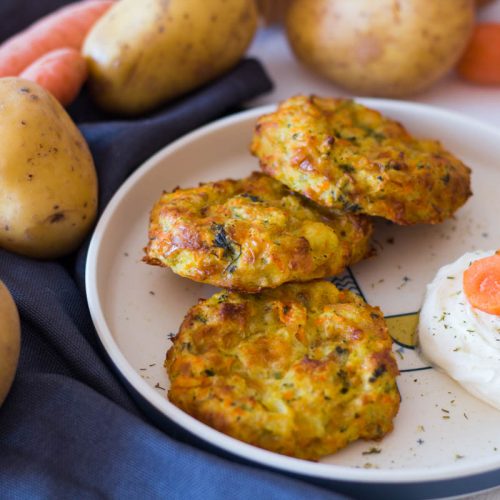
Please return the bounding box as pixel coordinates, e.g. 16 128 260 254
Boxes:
20 47 88 107
0 0 115 77
457 23 500 85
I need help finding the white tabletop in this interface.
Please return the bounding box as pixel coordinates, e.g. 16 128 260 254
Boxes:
246 3 500 500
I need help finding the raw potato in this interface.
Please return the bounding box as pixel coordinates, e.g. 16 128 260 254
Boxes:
285 0 475 97
83 0 258 115
0 78 98 259
0 281 20 407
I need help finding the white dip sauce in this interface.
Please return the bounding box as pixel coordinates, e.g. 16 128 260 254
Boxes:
418 250 500 410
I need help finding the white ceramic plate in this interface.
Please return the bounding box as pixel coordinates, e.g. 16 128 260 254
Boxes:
86 100 500 495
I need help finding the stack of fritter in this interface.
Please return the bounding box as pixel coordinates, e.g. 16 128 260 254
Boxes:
143 95 472 461
251 95 471 225
144 172 372 292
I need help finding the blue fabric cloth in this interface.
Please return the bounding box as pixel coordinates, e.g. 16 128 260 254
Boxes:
0 1 351 499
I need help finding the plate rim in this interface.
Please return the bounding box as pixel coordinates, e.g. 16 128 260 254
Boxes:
86 98 500 485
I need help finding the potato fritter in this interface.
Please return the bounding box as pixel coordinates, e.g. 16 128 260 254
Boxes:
251 95 472 225
166 281 400 461
144 172 372 292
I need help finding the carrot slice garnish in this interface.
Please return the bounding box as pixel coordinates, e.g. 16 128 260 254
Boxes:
463 251 500 315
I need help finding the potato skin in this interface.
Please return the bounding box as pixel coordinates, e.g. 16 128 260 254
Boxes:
285 0 475 97
476 0 494 7
83 0 258 115
0 78 98 259
0 281 20 407
166 281 400 460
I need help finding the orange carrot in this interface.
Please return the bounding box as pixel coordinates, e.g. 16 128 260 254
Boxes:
0 0 115 77
457 23 500 85
463 251 500 315
20 48 88 106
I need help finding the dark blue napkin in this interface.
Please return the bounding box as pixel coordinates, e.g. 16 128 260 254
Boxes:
0 1 351 499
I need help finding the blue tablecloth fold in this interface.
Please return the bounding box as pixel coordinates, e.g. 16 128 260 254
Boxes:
0 373 344 500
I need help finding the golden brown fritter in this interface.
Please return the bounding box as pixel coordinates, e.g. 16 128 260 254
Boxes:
166 281 400 461
250 95 472 225
144 172 372 292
